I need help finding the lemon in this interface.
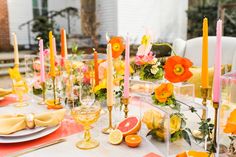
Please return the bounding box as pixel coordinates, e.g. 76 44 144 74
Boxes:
108 129 123 145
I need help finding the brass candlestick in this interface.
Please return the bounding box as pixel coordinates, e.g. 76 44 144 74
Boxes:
102 106 115 134
200 87 210 120
121 97 129 118
213 101 219 146
52 76 56 105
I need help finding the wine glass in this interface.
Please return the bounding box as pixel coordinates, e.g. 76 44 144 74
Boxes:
71 103 101 150
13 80 28 107
79 65 95 106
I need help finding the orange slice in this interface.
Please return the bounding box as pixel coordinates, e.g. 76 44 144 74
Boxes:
125 134 142 148
108 129 123 145
45 99 63 109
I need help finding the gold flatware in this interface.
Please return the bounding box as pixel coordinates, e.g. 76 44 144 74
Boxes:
6 138 66 157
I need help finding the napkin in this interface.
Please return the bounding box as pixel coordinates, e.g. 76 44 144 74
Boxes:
0 88 12 97
0 109 66 135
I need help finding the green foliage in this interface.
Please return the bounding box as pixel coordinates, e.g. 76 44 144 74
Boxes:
187 0 236 38
152 94 181 111
33 87 43 95
95 88 107 101
32 16 54 47
139 64 164 81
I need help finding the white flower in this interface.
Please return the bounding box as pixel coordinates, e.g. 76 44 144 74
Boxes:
151 64 159 75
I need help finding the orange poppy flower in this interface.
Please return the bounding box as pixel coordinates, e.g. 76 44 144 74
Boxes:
224 109 236 134
155 83 173 103
109 37 125 58
164 56 193 83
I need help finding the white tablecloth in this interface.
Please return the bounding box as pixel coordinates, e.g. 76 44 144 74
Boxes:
0 96 214 157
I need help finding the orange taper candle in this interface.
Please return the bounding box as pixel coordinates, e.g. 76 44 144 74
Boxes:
49 31 56 77
60 28 65 58
201 17 208 88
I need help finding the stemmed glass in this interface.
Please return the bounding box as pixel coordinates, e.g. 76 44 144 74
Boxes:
12 80 28 107
71 64 101 150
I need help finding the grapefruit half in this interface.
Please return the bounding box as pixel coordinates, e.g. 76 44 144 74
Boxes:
117 116 141 136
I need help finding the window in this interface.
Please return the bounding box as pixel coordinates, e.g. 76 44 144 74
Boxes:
32 0 48 18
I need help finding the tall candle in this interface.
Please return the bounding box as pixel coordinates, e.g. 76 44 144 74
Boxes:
201 17 209 88
60 28 68 59
60 28 65 58
124 35 130 98
49 31 55 77
53 37 57 56
39 39 45 82
107 44 113 107
12 33 19 65
93 48 99 86
213 19 222 102
64 29 68 59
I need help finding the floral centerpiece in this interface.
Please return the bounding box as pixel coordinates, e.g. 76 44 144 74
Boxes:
143 109 190 144
94 36 133 102
134 35 164 81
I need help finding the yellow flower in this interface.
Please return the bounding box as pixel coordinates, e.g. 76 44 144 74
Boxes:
94 79 106 93
142 109 163 130
170 114 182 134
8 66 22 82
141 35 151 47
114 59 134 76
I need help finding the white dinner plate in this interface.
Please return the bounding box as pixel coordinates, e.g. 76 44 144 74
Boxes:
0 127 46 138
0 125 60 143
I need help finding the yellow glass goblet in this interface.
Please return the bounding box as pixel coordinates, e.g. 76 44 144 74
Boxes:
71 104 101 150
13 80 28 107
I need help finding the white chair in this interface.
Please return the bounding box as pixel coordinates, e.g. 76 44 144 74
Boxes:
173 36 236 71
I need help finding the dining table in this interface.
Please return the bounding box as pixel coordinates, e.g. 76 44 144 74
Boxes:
0 94 214 157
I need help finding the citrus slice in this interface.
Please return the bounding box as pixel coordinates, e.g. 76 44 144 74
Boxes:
176 151 211 157
117 116 141 136
45 99 63 109
108 129 123 145
125 135 142 148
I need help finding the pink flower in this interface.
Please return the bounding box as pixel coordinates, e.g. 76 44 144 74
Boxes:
33 78 42 89
43 49 50 56
33 59 41 71
98 61 108 79
135 52 156 65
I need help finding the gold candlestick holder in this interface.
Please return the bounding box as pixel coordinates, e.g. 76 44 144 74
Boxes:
213 101 219 146
102 106 115 134
121 97 129 118
45 76 63 109
52 77 56 105
38 82 46 105
200 87 210 120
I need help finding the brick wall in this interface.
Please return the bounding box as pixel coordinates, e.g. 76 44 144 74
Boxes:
0 0 11 51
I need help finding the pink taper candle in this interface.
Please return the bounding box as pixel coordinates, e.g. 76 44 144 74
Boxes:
123 35 130 98
213 19 222 102
39 39 45 82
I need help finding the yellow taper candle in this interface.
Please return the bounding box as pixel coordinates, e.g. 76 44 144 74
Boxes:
107 44 113 107
49 31 56 77
12 33 19 66
201 17 208 88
